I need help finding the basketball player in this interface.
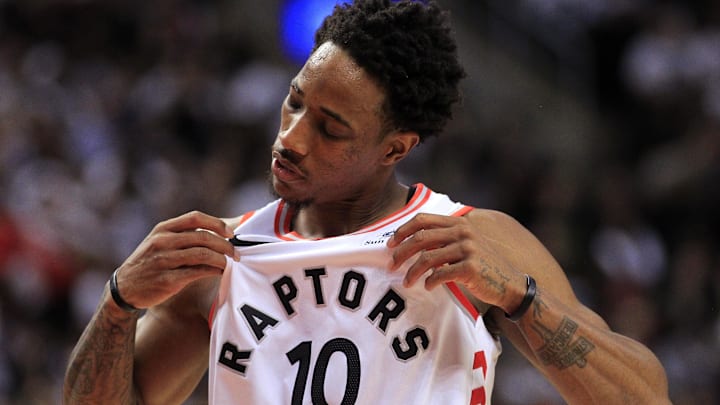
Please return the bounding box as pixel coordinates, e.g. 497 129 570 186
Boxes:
64 1 671 404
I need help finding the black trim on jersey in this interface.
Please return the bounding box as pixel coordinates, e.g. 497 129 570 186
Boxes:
406 185 417 203
229 236 272 246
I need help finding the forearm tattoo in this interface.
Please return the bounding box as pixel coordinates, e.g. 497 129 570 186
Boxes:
529 295 595 370
477 258 511 294
65 291 137 403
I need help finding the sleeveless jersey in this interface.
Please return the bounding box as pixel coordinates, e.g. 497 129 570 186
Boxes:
208 184 501 404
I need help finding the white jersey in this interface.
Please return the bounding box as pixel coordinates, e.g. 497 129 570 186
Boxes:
208 184 501 404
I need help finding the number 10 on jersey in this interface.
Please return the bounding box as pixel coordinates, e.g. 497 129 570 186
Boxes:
287 338 361 405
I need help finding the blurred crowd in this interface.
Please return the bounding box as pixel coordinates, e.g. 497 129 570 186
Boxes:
0 1 717 404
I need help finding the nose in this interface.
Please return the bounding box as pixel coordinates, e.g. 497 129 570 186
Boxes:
277 113 310 158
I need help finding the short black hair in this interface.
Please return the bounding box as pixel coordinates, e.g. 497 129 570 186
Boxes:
314 0 466 142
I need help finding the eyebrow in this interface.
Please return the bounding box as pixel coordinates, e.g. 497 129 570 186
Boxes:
291 79 353 130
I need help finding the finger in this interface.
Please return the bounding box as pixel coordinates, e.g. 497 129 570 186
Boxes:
423 260 523 310
176 229 236 258
403 244 462 287
116 259 226 309
157 211 234 237
150 228 236 259
173 264 225 281
173 247 230 270
388 213 457 248
390 226 455 271
222 214 249 231
422 262 473 291
150 247 230 271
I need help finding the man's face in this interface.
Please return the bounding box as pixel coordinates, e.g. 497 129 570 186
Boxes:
270 41 390 206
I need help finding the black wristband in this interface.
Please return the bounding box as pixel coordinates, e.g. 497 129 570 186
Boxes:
109 269 140 313
505 274 536 322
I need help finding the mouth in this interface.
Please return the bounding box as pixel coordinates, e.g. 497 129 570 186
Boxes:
271 151 305 183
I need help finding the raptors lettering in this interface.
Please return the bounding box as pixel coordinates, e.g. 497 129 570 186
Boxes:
218 267 430 375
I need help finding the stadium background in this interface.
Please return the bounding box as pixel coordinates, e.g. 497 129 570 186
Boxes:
0 0 718 403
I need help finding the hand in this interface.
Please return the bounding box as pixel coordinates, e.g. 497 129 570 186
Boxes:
111 211 236 310
387 212 526 314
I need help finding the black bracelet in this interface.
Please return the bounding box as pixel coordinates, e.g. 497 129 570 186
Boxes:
109 269 141 313
505 274 536 322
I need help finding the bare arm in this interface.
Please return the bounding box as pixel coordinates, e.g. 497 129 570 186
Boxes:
63 211 235 405
133 277 219 404
388 209 670 404
64 287 140 404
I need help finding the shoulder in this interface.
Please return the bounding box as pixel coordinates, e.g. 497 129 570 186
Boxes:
462 207 579 303
463 207 518 226
463 208 533 243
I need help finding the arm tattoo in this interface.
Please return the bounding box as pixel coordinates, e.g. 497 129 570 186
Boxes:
65 290 138 404
530 295 595 370
532 290 549 319
477 258 511 294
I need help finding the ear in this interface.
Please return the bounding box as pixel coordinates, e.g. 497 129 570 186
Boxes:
381 131 420 165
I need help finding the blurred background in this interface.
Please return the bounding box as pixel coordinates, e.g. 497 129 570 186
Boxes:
0 0 718 403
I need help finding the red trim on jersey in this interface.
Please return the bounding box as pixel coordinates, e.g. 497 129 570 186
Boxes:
273 201 284 238
470 386 487 405
473 350 488 377
445 205 479 321
272 184 437 240
274 201 299 240
283 207 294 237
446 281 480 321
359 184 431 234
237 211 255 227
450 205 473 218
207 299 218 330
286 231 303 240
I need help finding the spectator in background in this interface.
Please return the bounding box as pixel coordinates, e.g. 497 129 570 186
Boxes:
0 0 718 403
63 1 669 404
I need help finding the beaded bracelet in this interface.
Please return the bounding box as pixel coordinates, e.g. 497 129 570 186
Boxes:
505 274 536 322
109 269 141 314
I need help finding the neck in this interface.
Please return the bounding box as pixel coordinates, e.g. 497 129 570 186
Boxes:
291 179 410 239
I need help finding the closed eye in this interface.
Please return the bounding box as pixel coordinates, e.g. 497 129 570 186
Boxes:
320 126 341 139
285 94 302 111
